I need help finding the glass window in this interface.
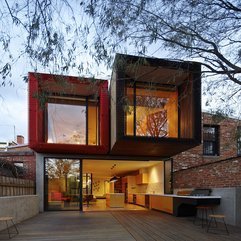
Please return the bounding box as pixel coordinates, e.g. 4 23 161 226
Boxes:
237 126 241 156
47 103 86 144
88 102 99 145
46 96 99 145
203 126 219 156
82 173 92 195
45 158 80 211
124 83 178 138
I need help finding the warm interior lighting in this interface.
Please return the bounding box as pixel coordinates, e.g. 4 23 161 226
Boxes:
125 85 178 138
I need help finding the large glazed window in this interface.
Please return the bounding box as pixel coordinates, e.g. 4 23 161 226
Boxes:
125 83 178 138
46 97 99 145
45 158 81 211
203 125 219 156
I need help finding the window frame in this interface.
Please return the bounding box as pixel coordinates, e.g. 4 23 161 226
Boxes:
124 81 178 138
44 94 100 146
203 125 219 156
237 126 241 156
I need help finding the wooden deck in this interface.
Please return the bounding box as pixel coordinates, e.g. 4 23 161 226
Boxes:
1 210 241 241
112 210 241 241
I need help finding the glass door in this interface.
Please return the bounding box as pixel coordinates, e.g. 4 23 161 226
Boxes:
45 158 81 210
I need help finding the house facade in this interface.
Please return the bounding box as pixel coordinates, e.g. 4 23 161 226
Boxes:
29 54 202 212
173 112 241 226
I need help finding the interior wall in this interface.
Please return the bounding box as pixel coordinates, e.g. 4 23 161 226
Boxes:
92 178 106 197
126 162 164 195
146 162 164 194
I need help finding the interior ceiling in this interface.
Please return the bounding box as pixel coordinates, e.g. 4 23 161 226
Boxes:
126 65 189 86
82 159 162 179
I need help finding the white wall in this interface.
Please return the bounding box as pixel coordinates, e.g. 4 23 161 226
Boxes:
146 162 164 194
127 162 164 194
0 195 39 231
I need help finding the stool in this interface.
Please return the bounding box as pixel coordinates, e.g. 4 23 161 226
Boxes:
0 217 19 239
207 214 229 235
193 205 214 228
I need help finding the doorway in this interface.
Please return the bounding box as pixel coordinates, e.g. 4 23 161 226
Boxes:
44 158 81 211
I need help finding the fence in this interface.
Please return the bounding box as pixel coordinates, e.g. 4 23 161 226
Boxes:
0 176 35 196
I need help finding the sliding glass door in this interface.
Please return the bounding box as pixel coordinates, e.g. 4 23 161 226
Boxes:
44 158 81 211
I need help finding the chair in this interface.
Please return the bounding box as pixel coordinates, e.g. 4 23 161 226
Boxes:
0 216 19 239
83 194 94 207
193 205 215 228
207 214 229 235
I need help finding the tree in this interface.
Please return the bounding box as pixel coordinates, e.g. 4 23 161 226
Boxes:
0 0 90 86
83 0 241 115
0 159 24 178
1 0 241 114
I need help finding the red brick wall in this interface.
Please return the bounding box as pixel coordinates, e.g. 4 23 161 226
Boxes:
0 147 36 181
174 156 241 189
173 112 241 189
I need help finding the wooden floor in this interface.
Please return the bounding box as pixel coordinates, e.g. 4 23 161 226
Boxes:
112 210 241 241
1 210 241 241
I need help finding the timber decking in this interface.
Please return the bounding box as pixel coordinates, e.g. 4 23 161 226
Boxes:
1 210 241 241
112 210 241 241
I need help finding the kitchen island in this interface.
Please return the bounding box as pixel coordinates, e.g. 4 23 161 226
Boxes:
106 193 125 208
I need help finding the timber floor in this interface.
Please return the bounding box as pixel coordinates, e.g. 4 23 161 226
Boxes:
1 210 241 241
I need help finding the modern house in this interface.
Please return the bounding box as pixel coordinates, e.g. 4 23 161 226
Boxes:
28 54 202 212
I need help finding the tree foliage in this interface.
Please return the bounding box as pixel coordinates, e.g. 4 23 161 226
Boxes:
0 0 89 86
0 0 241 114
0 158 24 178
84 0 241 83
82 0 241 114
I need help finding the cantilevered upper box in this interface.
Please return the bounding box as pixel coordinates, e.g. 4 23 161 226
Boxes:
29 73 109 154
110 54 201 157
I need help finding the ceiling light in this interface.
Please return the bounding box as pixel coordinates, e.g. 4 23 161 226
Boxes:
109 176 118 183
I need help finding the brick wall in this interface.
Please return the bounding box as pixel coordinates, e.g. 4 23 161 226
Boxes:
173 112 241 189
0 147 36 181
174 156 241 189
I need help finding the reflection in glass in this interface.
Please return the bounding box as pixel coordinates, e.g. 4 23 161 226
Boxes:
125 84 178 138
46 97 99 145
136 95 168 137
45 158 80 210
47 103 86 144
203 126 219 155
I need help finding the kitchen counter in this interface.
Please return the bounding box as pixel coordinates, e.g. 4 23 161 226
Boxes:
106 193 125 208
149 194 221 199
130 194 221 216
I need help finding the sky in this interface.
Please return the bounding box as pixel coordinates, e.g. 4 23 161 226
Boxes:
0 1 240 144
0 61 29 143
0 57 112 143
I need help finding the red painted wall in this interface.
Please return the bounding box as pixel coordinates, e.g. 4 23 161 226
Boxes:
28 72 109 154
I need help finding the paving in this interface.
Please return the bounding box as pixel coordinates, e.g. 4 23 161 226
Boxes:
1 210 241 241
